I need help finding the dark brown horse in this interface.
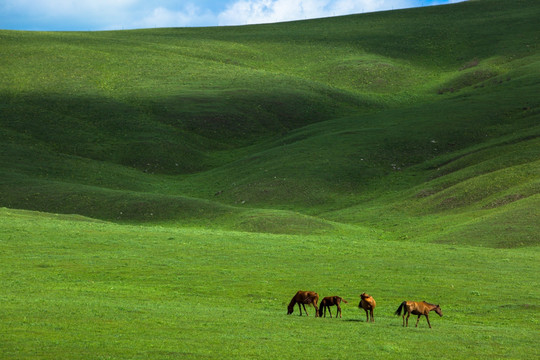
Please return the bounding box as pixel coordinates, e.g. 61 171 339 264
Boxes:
318 296 348 318
395 301 443 328
358 293 376 322
287 291 319 317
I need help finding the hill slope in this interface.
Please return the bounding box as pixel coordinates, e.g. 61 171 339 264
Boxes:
0 0 539 245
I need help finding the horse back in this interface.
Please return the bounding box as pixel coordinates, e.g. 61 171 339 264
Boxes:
296 290 319 304
360 295 376 310
408 301 430 315
331 296 343 305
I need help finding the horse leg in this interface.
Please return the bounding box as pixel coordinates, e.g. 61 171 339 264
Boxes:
415 315 421 327
406 312 411 327
328 306 332 318
337 304 342 318
297 303 302 316
426 314 432 328
302 303 309 316
365 309 369 322
370 309 374 322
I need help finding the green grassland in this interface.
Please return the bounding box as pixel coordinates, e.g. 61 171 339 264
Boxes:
1 0 539 358
1 208 538 359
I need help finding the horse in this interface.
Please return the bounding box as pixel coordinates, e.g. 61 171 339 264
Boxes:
358 293 376 322
287 291 319 317
395 301 443 328
318 296 348 318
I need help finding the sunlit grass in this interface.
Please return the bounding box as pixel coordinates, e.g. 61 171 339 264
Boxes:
0 0 539 358
1 208 538 359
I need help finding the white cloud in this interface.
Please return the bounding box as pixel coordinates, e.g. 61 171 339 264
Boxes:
131 5 216 29
217 0 417 26
1 0 466 31
218 0 326 25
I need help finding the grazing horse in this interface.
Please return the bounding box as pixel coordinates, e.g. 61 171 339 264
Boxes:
395 301 443 328
358 293 376 323
287 291 319 317
318 296 348 318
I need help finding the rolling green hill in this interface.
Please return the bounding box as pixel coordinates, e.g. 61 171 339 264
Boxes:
1 0 540 358
1 0 539 245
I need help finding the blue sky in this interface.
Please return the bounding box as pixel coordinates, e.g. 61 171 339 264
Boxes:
1 0 466 31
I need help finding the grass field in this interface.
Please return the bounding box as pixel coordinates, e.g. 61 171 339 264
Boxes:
1 208 538 359
1 0 539 358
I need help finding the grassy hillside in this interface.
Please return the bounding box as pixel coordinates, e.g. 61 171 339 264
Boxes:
1 0 539 244
1 0 539 358
1 208 538 359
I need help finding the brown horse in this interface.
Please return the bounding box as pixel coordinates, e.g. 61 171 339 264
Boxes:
358 293 376 322
395 301 443 328
318 296 348 318
287 291 319 317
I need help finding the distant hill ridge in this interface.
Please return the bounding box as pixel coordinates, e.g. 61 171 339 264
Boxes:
0 0 538 246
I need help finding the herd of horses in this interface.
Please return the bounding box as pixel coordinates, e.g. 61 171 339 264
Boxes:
287 290 443 328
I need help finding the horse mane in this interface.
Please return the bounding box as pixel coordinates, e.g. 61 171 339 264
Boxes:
288 293 300 308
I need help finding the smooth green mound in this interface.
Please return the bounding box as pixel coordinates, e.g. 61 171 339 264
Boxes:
1 0 539 246
1 0 539 358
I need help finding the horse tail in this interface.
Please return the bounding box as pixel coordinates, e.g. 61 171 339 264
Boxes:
395 301 406 316
341 298 348 304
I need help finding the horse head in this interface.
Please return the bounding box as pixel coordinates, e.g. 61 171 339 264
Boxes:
434 305 443 317
287 303 294 315
360 293 371 299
